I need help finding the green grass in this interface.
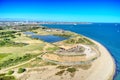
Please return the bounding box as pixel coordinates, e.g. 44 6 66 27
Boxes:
0 75 16 80
83 38 94 45
65 37 94 45
18 57 43 68
0 53 10 60
46 47 59 52
0 40 28 47
0 73 16 80
0 54 36 69
0 30 46 69
0 43 45 54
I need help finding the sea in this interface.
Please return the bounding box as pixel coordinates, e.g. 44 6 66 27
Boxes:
42 23 120 80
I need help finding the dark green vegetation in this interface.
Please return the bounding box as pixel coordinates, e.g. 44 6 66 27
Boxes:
0 74 16 80
0 31 27 47
65 37 94 45
0 27 4 30
0 31 16 38
43 61 57 65
17 68 26 73
83 38 94 45
0 24 40 31
0 39 27 47
7 70 14 75
55 67 77 76
53 34 71 38
66 68 76 73
21 25 40 31
55 70 65 76
56 66 69 69
0 54 34 69
41 27 48 29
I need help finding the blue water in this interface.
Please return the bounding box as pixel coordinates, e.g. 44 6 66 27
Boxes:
24 32 67 43
31 35 67 43
24 32 36 35
42 23 120 80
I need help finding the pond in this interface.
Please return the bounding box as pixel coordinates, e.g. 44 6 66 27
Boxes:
24 32 67 43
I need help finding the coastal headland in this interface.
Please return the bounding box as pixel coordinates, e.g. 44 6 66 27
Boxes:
0 25 115 80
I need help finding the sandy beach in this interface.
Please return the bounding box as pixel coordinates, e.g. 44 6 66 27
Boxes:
84 38 116 80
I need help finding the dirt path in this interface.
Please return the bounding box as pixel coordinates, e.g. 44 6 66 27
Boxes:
0 43 53 73
0 58 36 73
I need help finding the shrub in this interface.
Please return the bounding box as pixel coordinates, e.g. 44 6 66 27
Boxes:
0 75 16 80
66 68 76 73
55 70 65 76
56 66 69 69
0 73 5 77
17 68 26 73
7 70 14 75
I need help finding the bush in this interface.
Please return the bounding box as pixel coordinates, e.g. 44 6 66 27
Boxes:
55 70 65 76
57 66 69 69
66 68 76 73
7 70 14 75
0 75 16 80
17 68 26 73
0 73 5 77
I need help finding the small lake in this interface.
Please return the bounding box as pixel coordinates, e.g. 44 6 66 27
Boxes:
24 32 67 43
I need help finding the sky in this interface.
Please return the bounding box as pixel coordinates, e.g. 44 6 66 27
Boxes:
0 0 120 22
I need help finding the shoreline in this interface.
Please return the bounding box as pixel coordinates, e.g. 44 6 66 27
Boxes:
19 37 115 80
86 37 116 80
0 27 116 80
39 27 116 80
31 27 116 80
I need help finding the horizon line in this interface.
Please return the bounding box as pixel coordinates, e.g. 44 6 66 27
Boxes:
0 18 120 23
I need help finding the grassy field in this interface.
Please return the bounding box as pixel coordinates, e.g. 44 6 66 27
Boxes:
0 27 97 80
64 36 95 45
0 30 55 69
0 53 10 60
0 32 46 54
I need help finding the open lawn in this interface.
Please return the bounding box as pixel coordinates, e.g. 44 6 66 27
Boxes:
0 53 10 60
0 32 46 54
